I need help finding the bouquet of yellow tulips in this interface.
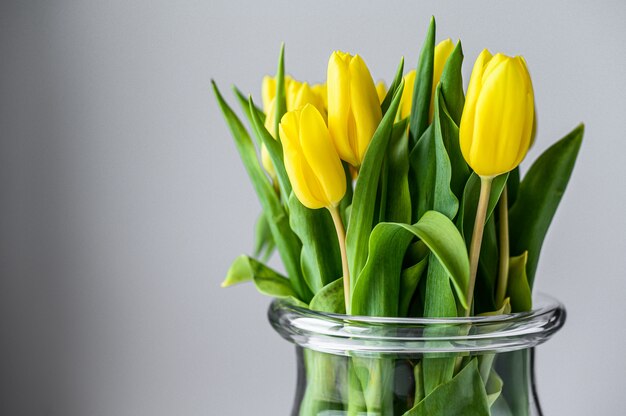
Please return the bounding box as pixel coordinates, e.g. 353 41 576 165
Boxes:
213 17 582 416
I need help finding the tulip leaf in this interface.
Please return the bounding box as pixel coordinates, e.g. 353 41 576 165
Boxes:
232 85 265 145
346 79 404 295
253 212 275 262
381 118 411 223
222 254 296 298
438 41 465 125
507 167 520 207
410 91 458 222
212 81 312 302
351 211 469 316
496 349 531 416
309 277 345 314
509 124 584 287
403 360 490 416
436 88 470 200
381 57 405 115
288 194 342 294
400 253 429 317
485 370 504 408
248 96 293 199
506 252 532 312
273 43 287 139
409 16 435 147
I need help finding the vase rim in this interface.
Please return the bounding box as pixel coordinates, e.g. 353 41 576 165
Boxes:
268 292 566 356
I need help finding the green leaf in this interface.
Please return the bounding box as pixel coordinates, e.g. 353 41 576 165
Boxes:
403 359 490 416
507 167 520 207
248 96 292 200
288 194 342 294
485 370 504 408
509 124 584 287
346 79 405 294
212 81 312 302
273 43 286 139
496 349 531 416
507 252 532 312
222 255 296 298
232 85 265 145
309 277 345 314
410 90 458 223
438 41 465 125
381 57 405 115
351 211 469 316
436 88 470 200
381 118 411 223
400 254 429 317
409 16 435 147
253 212 275 262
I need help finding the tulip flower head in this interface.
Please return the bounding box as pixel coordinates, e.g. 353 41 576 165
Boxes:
460 50 535 177
327 51 382 167
279 104 347 210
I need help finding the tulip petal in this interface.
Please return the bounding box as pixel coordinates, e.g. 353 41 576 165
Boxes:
349 55 383 164
299 104 347 207
328 51 358 166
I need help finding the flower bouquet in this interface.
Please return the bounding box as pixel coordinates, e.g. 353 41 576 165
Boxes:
213 17 582 416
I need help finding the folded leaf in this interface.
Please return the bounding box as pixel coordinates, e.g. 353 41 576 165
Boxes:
309 277 345 314
438 41 465 125
352 211 469 316
509 124 584 287
403 359 490 416
222 255 296 298
400 254 429 317
507 252 532 312
253 212 275 262
381 57 405 115
382 118 411 223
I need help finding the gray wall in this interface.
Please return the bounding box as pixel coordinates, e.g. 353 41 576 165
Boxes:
1 1 624 415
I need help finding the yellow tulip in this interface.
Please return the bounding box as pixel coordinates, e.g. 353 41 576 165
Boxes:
399 70 416 120
430 38 455 121
261 78 326 180
279 104 346 209
327 51 382 167
459 50 535 177
310 82 328 112
398 39 455 122
376 81 387 104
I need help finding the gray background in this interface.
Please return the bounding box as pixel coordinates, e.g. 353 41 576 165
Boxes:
1 1 624 415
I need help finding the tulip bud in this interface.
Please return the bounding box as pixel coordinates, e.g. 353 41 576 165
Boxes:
279 104 347 209
460 50 535 177
399 70 416 120
376 81 387 104
327 51 382 167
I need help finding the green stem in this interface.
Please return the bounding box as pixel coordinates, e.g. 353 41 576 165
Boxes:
329 205 351 314
465 175 494 317
496 187 510 308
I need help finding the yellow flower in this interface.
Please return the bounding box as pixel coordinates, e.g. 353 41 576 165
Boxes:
310 82 328 111
430 38 455 121
399 70 416 120
459 50 535 177
398 39 455 122
261 77 326 179
279 104 347 209
376 81 387 104
327 51 382 167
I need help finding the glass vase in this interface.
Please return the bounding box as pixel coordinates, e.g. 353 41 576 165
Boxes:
269 293 565 416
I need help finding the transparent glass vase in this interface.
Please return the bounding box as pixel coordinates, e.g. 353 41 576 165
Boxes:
269 293 565 416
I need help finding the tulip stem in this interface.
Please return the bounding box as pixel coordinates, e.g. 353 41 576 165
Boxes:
465 175 494 317
495 187 510 308
329 205 350 314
